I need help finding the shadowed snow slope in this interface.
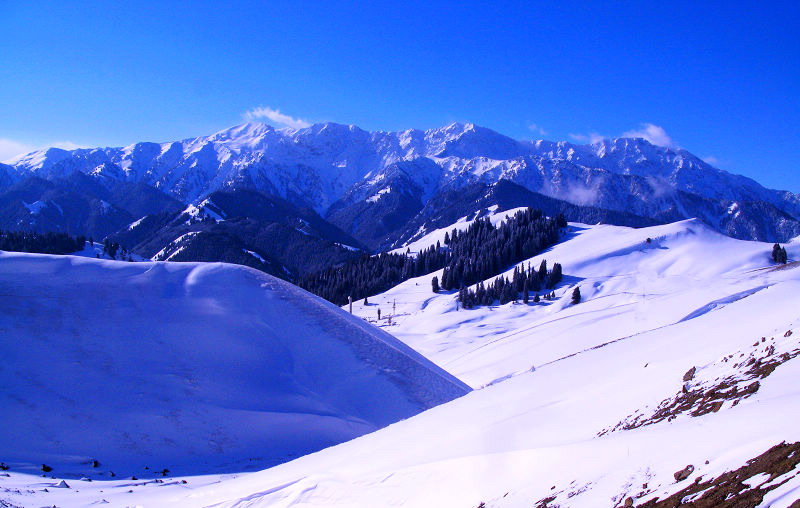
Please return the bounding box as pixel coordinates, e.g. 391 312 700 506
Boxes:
0 254 469 478
3 219 800 507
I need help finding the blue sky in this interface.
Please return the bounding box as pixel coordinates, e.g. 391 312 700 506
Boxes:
1 1 798 191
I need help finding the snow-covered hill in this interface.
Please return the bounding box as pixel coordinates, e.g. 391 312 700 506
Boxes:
0 254 468 483
3 219 799 507
5 122 800 243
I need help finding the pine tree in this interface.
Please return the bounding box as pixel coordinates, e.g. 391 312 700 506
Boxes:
772 243 782 263
547 262 563 288
571 286 581 304
431 276 440 293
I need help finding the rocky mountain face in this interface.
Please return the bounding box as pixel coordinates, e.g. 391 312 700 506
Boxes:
107 189 366 279
4 121 799 247
0 172 182 239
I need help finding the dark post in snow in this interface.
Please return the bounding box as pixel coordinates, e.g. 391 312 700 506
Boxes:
377 308 381 321
349 295 353 314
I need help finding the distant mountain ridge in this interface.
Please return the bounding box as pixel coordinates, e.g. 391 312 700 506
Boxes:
3 121 800 243
107 188 366 278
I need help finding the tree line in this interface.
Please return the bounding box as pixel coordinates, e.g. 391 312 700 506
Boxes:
448 259 563 308
0 230 86 255
437 209 564 291
299 208 567 305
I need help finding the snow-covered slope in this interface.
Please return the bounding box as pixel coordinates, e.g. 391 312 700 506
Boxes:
389 204 526 256
6 122 800 242
0 253 468 482
4 219 800 507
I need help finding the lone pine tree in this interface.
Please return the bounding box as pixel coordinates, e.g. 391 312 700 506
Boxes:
772 243 788 264
571 286 581 305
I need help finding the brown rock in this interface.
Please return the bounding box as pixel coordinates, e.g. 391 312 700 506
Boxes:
785 330 793 337
683 367 696 382
624 496 634 506
711 400 724 412
673 464 695 482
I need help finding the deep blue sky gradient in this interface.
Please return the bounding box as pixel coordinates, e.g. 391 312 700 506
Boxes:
1 1 798 190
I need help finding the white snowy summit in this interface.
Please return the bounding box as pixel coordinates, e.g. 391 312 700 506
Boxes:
4 121 799 244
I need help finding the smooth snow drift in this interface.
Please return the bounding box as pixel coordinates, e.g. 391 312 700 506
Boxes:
3 219 800 507
0 253 469 479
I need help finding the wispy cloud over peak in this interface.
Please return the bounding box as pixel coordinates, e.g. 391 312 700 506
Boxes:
528 123 548 136
0 139 36 162
0 139 85 163
243 106 311 129
622 123 674 147
569 132 606 144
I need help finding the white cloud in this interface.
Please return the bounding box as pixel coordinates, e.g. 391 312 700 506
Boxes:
563 183 599 205
50 141 85 151
0 138 36 163
528 123 548 136
702 156 720 166
622 123 674 147
0 139 86 164
569 123 678 148
569 132 606 144
243 106 311 129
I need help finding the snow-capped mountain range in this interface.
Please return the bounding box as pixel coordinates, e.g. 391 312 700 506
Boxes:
3 121 800 244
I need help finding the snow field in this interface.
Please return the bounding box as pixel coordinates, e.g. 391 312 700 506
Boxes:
3 218 800 506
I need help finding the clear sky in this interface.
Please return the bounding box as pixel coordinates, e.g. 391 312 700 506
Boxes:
1 1 798 191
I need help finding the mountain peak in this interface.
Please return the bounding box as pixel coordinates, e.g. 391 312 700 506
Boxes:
429 122 479 137
210 122 274 141
4 120 798 243
300 121 366 136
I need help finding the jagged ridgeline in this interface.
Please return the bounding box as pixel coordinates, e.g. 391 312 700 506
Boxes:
299 208 567 305
0 230 86 255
